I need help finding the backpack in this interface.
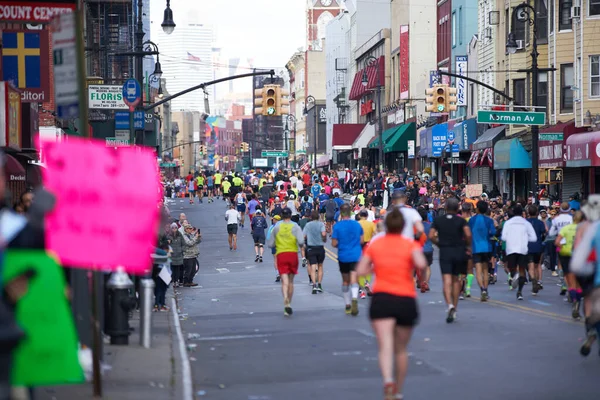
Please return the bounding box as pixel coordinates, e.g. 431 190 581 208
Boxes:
271 203 283 217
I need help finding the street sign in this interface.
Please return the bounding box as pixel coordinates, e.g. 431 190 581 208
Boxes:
115 130 129 140
52 13 78 119
133 111 144 130
160 162 176 168
122 78 141 111
477 110 546 125
114 112 129 130
261 150 288 157
253 158 268 167
539 133 563 141
105 137 129 147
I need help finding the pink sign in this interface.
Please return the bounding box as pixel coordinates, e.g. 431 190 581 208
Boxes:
40 138 161 274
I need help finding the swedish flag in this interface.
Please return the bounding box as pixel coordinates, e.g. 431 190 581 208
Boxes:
2 31 41 89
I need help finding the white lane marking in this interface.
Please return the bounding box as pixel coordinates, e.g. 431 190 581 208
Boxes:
195 333 272 341
216 268 230 273
356 329 375 338
332 350 362 356
171 297 193 400
226 261 245 264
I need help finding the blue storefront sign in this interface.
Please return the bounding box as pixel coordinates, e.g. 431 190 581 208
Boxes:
453 118 477 151
115 112 129 130
431 123 448 157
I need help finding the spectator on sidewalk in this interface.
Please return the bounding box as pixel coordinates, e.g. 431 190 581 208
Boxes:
152 247 170 312
181 223 201 287
168 223 185 287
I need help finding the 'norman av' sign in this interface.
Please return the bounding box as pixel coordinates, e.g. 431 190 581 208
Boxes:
477 110 546 126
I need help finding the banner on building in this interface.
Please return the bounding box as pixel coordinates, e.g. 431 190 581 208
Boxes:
1 30 50 103
395 108 404 125
407 140 415 159
0 2 76 23
455 56 467 106
399 25 409 100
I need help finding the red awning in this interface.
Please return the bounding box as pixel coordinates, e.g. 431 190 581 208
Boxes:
349 56 385 101
565 131 600 167
317 155 330 167
332 124 365 149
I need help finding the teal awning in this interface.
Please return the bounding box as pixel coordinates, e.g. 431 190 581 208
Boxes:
493 138 532 169
368 126 398 149
384 122 416 153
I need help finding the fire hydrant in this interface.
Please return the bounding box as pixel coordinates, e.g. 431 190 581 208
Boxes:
106 269 136 345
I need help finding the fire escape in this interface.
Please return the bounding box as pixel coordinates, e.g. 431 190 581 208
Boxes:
333 57 349 124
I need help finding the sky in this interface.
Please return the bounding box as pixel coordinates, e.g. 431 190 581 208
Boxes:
149 0 306 71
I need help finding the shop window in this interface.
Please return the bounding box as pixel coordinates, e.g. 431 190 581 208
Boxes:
561 63 574 113
591 55 600 98
559 0 572 31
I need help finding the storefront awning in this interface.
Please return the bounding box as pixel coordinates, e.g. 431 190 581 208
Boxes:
3 153 26 182
472 125 506 151
317 154 330 167
384 122 416 153
349 56 385 101
353 123 375 149
565 130 600 167
493 138 531 170
369 125 401 149
332 124 365 150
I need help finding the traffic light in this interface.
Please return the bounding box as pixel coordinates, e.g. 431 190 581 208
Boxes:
446 86 458 112
277 87 290 116
425 86 436 112
242 142 249 152
434 85 447 112
240 142 245 152
199 144 207 154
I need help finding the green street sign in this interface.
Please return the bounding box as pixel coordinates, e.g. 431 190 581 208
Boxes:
477 110 546 125
539 133 563 141
261 150 288 157
160 162 176 167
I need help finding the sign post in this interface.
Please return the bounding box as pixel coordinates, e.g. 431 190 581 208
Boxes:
122 79 141 144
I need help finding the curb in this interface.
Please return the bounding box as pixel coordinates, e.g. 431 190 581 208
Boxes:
171 296 193 400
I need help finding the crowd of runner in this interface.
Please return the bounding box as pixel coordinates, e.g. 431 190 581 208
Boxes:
163 167 600 400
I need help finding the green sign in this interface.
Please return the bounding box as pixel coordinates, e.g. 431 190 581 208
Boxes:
477 110 546 125
160 162 176 167
261 150 288 157
539 133 563 141
267 107 276 115
3 251 84 386
105 137 129 146
296 149 307 155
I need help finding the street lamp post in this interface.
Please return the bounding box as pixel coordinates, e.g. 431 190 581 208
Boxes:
506 2 539 201
362 56 383 172
304 95 317 169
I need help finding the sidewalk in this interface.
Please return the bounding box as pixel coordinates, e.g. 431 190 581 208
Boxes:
34 288 190 400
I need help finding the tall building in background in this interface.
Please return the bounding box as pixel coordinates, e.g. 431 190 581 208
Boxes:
152 12 215 112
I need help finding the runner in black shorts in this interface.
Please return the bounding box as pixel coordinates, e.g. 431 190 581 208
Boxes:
429 198 472 323
303 211 327 294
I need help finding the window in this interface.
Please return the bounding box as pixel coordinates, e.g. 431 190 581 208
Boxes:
561 63 574 113
591 56 600 98
591 0 600 16
559 0 572 30
535 0 548 42
505 79 510 97
504 9 509 50
452 11 457 47
459 7 463 45
513 79 526 107
549 0 554 34
537 72 548 112
469 83 475 116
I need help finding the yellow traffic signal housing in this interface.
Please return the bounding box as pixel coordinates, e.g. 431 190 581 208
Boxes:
264 85 277 116
254 88 265 115
243 142 250 152
446 86 458 112
277 87 290 116
240 142 245 152
434 85 446 112
425 87 436 112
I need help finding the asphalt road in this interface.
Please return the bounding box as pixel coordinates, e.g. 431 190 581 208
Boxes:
167 197 600 400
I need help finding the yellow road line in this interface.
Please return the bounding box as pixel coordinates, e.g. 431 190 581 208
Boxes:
323 246 578 324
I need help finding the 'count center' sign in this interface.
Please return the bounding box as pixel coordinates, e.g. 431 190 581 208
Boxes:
88 85 127 110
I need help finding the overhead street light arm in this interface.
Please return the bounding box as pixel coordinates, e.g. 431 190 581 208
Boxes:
437 71 514 103
145 70 275 111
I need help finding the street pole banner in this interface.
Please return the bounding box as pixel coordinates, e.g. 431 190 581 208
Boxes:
40 137 161 274
455 56 467 106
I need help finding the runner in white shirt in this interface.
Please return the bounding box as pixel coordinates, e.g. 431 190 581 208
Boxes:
225 203 241 250
391 192 424 239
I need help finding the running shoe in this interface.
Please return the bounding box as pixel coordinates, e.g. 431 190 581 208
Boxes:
153 305 159 312
383 383 398 400
517 292 523 300
365 282 373 296
560 285 567 296
275 275 281 283
572 301 581 319
552 271 559 277
284 306 293 316
481 290 489 302
459 293 464 300
317 283 323 293
345 305 352 315
446 307 456 323
359 290 366 299
464 289 471 298
189 283 198 287
511 273 520 290
580 331 597 357
312 285 318 295
160 305 169 312
351 299 359 316
255 255 260 262
259 256 263 263
538 281 544 290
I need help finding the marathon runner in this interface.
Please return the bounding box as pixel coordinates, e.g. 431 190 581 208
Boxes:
468 201 497 301
357 209 376 298
235 190 247 227
303 210 327 294
332 203 364 316
250 209 268 262
267 208 306 316
214 170 223 199
225 203 241 251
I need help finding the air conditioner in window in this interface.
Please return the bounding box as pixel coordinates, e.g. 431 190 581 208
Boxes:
516 40 525 50
571 6 581 19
